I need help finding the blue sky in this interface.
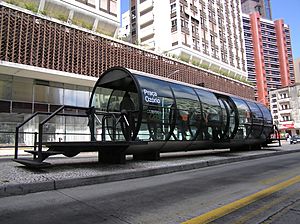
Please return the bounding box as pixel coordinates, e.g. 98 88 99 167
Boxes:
121 0 129 14
272 0 300 59
121 0 300 59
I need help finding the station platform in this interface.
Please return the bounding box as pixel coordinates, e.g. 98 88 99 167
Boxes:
0 141 299 198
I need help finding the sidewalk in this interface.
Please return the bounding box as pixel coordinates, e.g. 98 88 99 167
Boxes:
0 141 299 198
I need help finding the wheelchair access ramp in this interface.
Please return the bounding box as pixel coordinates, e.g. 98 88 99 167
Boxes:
13 105 147 168
13 141 148 168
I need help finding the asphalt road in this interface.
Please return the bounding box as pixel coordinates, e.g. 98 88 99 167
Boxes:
0 151 299 224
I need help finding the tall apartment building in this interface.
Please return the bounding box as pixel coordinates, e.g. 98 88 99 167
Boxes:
241 0 272 20
242 13 294 106
7 0 121 36
129 0 247 78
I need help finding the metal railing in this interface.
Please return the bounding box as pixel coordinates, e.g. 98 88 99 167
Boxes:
13 105 135 161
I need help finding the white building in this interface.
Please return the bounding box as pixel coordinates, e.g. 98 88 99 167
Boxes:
129 0 247 78
9 0 121 37
294 58 300 84
119 10 131 40
270 85 300 136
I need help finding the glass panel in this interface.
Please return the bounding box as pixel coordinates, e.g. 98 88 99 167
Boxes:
110 0 117 14
107 90 139 141
49 86 64 105
100 0 108 10
171 84 201 141
0 74 12 100
0 113 24 146
12 77 33 102
91 87 113 111
0 100 10 113
76 87 90 107
245 101 264 139
257 103 272 126
218 99 229 139
91 71 139 141
64 84 76 106
246 101 264 125
195 89 222 141
34 85 49 103
135 75 175 141
12 102 32 113
231 97 252 139
257 103 273 138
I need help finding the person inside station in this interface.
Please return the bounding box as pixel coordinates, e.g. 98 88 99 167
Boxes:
201 111 210 140
146 106 162 141
178 109 189 140
120 92 135 140
205 107 221 141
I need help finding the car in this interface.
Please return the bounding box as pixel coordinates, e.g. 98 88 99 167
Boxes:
290 135 300 144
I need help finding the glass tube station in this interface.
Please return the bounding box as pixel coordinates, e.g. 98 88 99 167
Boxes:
90 67 273 158
13 67 274 167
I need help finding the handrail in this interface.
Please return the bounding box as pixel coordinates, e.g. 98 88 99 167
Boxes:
37 105 90 162
15 112 50 159
14 109 91 159
14 105 135 161
101 113 117 141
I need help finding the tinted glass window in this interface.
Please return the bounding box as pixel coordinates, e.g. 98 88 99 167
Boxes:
246 101 263 125
231 97 251 139
257 103 273 138
0 75 12 100
171 84 201 140
90 70 139 141
135 75 175 141
245 100 264 139
195 89 222 140
257 103 272 126
12 76 33 102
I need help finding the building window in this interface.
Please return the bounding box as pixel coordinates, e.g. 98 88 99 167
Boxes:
171 3 176 13
110 0 117 15
76 0 96 7
171 19 177 28
100 0 108 10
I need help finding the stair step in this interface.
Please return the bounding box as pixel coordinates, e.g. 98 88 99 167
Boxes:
24 150 63 155
12 159 51 168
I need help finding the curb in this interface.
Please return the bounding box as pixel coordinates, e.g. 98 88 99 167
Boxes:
1 149 300 197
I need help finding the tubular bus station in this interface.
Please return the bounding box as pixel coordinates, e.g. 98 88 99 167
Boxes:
13 67 274 167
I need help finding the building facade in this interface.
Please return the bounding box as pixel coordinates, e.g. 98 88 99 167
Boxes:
4 0 121 37
119 10 130 41
241 0 272 20
0 3 254 147
294 58 300 84
270 85 300 136
242 13 294 106
129 0 247 78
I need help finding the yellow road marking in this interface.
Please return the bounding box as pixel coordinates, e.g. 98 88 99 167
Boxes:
232 189 300 224
182 175 300 224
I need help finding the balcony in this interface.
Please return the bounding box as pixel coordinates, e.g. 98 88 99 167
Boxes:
140 25 155 40
279 108 292 114
140 0 154 13
277 97 290 103
139 12 154 26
